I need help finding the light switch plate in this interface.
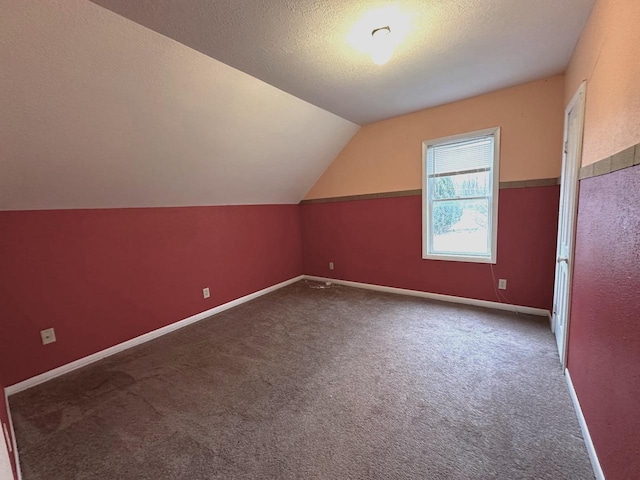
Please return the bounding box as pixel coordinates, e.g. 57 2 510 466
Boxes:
203 287 210 299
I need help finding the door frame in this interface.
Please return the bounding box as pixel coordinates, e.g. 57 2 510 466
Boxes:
554 81 586 368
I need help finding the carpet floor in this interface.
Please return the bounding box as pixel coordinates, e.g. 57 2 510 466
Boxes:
10 281 594 479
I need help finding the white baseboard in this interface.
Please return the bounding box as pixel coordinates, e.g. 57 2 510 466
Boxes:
303 275 551 317
5 275 303 396
565 369 605 480
3 391 21 480
5 274 548 398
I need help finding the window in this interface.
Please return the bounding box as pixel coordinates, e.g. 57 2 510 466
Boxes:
422 127 500 263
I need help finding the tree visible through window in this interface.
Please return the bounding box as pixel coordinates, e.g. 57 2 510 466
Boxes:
422 128 500 263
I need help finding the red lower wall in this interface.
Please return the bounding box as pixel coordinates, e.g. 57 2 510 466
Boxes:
0 205 303 386
568 164 640 479
301 186 559 310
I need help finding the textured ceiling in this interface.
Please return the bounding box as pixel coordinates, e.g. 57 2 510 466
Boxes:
90 0 595 125
0 0 358 210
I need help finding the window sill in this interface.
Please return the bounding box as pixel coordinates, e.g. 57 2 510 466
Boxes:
422 253 496 264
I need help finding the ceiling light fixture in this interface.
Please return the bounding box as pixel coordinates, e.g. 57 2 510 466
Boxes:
370 26 393 65
348 7 410 65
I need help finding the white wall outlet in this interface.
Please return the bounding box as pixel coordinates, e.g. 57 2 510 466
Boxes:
329 261 334 270
40 327 56 345
203 287 210 299
498 279 507 290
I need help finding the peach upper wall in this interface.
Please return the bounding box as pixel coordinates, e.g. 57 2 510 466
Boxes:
565 0 640 166
304 75 565 199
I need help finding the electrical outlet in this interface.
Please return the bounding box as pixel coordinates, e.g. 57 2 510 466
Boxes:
40 327 56 345
498 279 507 290
203 287 210 299
329 262 334 270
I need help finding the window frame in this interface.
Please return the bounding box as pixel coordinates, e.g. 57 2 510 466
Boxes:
421 127 500 264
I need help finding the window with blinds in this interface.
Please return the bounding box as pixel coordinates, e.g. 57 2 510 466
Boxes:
422 128 500 263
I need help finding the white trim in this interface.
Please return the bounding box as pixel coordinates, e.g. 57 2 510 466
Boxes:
420 252 494 264
303 275 550 317
422 127 500 264
5 275 303 396
565 369 605 480
553 81 586 368
4 391 21 480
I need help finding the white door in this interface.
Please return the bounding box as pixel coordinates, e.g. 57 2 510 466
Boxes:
552 81 586 366
0 423 13 480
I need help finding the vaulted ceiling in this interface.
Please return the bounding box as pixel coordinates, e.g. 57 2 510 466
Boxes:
1 0 595 210
0 0 357 210
91 0 595 124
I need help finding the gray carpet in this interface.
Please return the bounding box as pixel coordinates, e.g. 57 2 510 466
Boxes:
10 281 594 479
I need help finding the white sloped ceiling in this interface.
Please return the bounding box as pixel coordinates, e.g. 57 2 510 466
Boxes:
90 0 595 125
0 0 359 210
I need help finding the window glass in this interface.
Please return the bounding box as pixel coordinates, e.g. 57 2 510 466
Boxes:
423 129 499 263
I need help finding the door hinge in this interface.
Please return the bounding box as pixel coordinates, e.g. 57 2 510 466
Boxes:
564 141 568 154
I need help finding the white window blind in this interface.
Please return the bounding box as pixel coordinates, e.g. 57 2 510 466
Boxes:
428 137 494 176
